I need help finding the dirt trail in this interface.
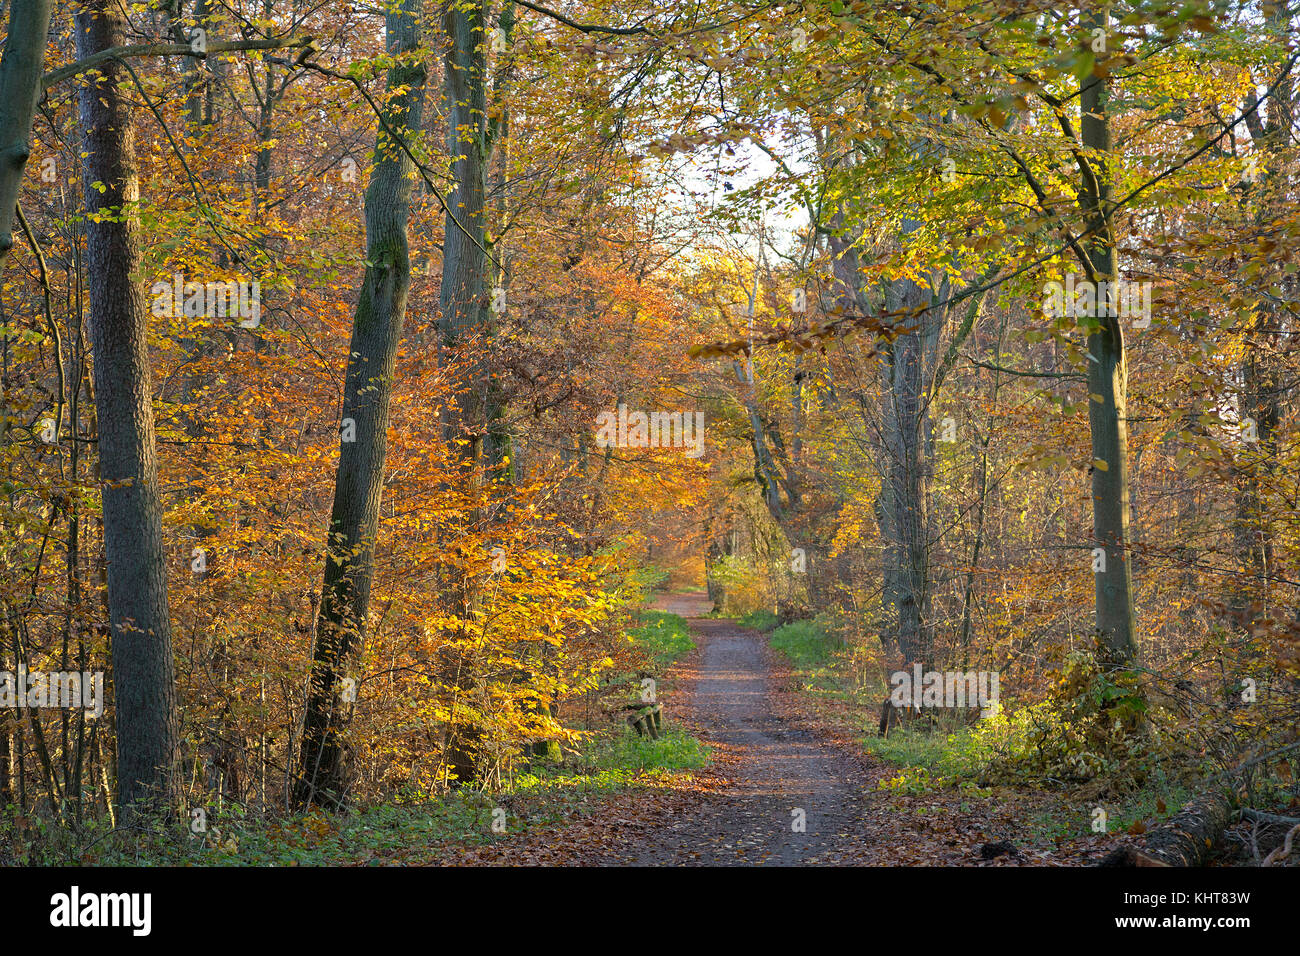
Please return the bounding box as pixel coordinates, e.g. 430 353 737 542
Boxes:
616 592 881 865
448 592 1065 866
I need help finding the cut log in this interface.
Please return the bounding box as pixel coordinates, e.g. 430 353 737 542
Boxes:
1098 788 1235 866
627 704 662 739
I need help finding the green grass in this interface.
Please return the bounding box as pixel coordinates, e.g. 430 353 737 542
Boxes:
865 724 993 794
769 618 837 668
627 610 695 668
561 724 710 777
765 617 999 795
737 608 780 632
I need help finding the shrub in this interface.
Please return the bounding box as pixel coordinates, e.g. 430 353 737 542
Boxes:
738 608 780 632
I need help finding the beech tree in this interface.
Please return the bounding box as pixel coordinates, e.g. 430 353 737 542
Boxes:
1077 5 1138 666
296 0 429 808
2 0 1297 873
75 0 180 816
0 0 53 269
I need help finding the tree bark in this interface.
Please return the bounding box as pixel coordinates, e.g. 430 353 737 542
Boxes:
958 310 1004 666
161 0 211 130
435 0 512 783
438 0 490 456
75 0 180 817
1080 5 1138 664
0 0 54 271
881 273 936 667
0 716 10 808
1231 48 1291 623
1099 788 1234 867
294 0 427 809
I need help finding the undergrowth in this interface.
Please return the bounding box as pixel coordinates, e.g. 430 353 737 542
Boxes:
5 602 710 866
765 614 1216 841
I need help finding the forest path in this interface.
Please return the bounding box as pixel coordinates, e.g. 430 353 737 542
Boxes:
449 593 1062 865
611 592 882 865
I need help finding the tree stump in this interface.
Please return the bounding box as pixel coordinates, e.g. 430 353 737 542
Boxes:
625 700 663 739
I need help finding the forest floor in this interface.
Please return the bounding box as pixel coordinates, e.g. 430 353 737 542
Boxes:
436 592 1159 866
41 592 1235 866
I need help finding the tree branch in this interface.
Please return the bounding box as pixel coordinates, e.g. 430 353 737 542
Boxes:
42 36 317 89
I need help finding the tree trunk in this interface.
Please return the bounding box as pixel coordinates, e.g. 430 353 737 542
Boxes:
75 0 180 817
294 0 427 809
1233 339 1279 619
438 0 490 454
163 0 211 130
958 328 1002 666
1099 788 1234 867
0 0 54 271
435 0 509 783
0 717 10 807
1080 5 1138 665
483 0 515 476
1231 48 1291 623
825 211 902 650
882 270 936 668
